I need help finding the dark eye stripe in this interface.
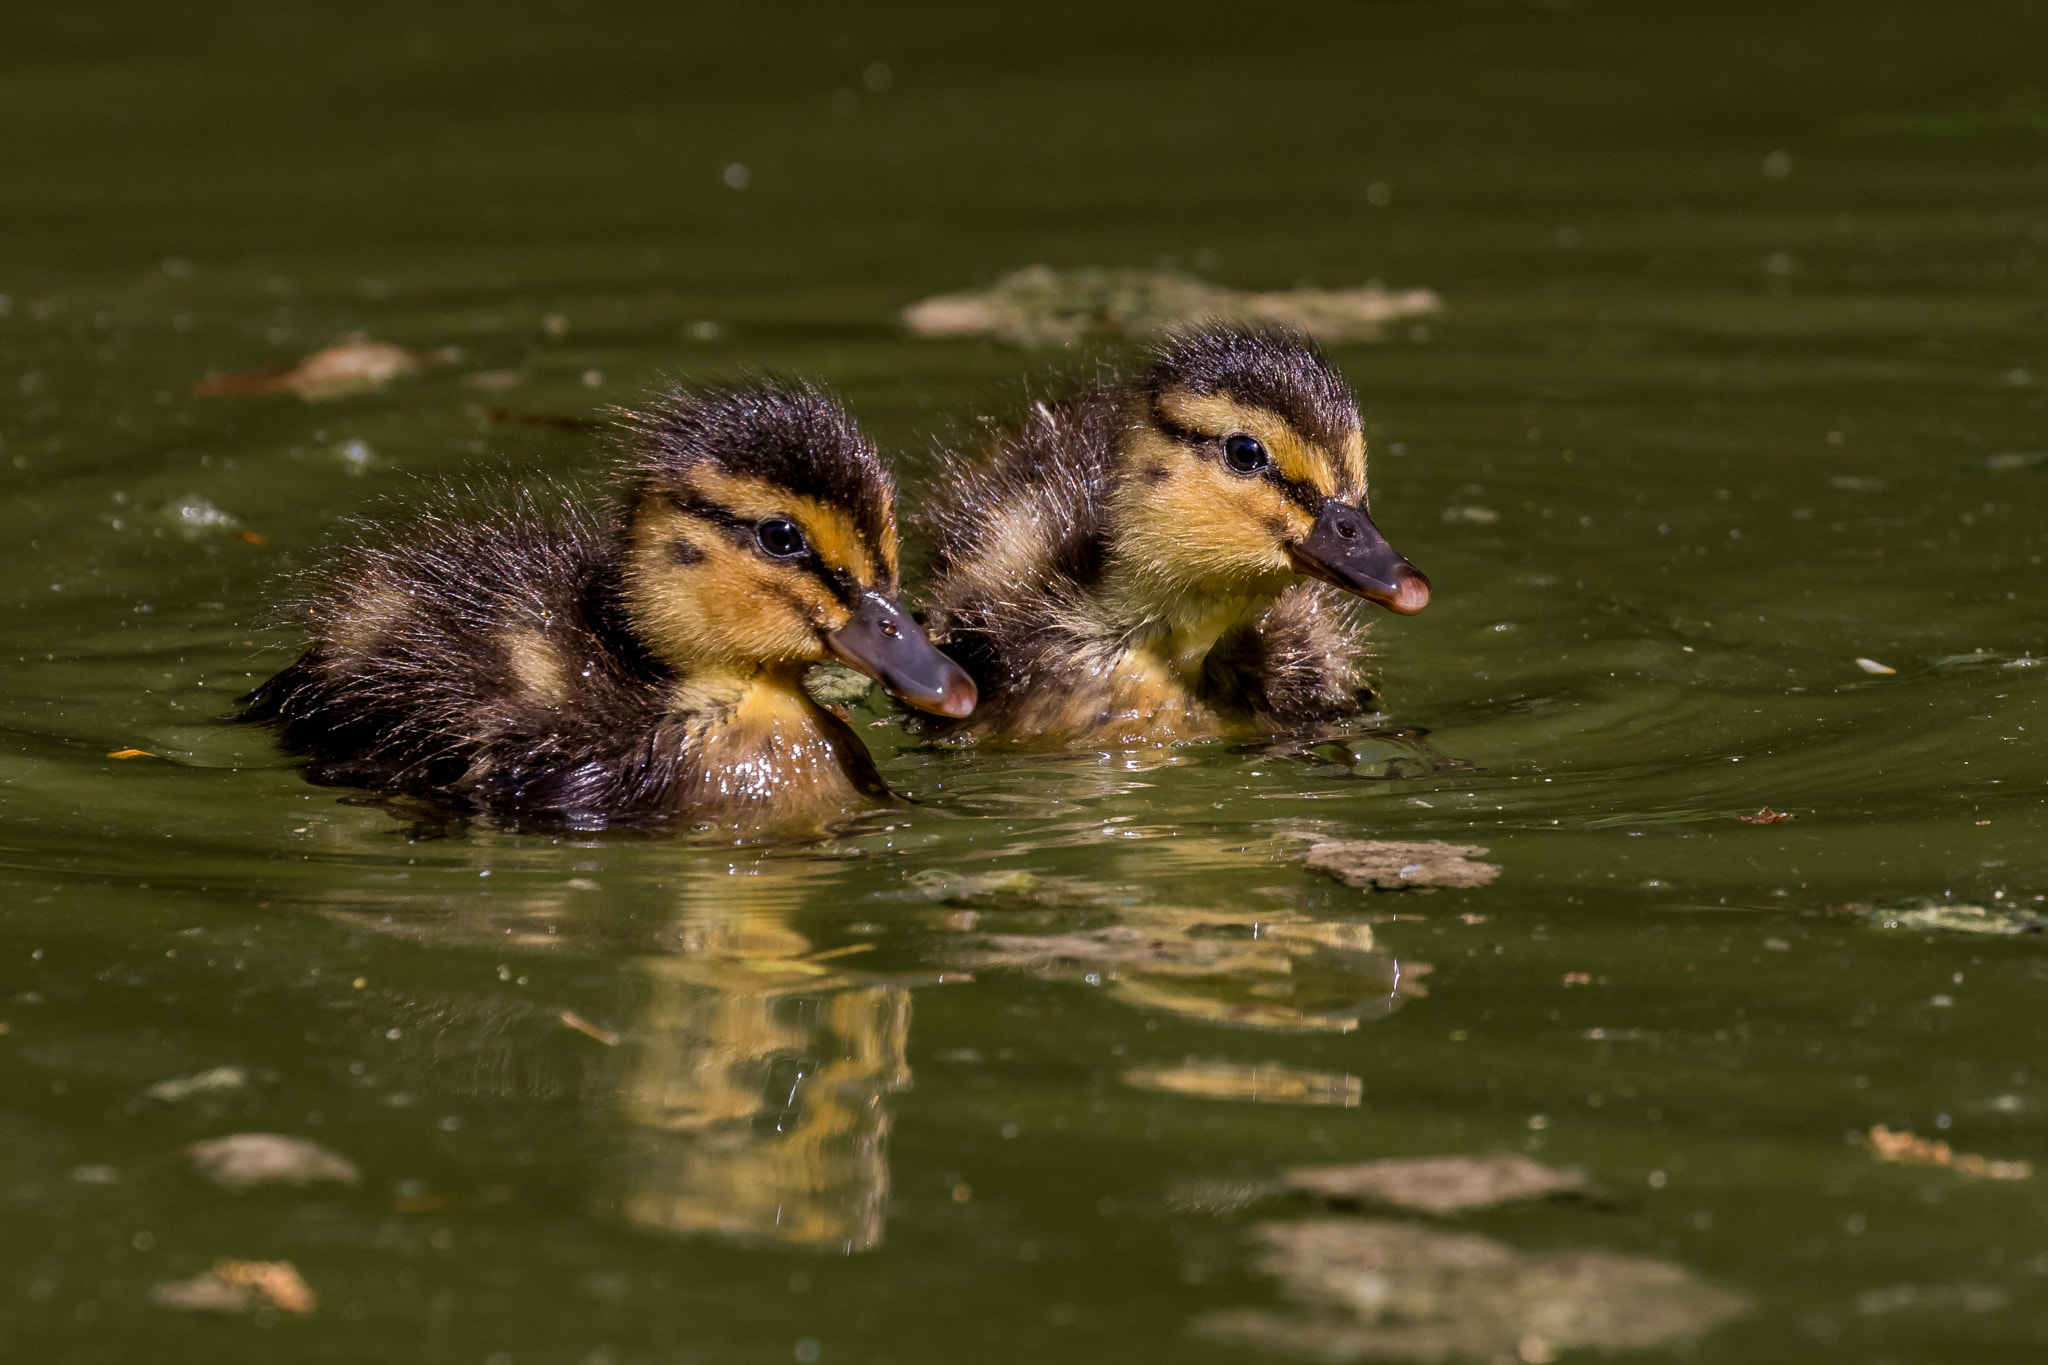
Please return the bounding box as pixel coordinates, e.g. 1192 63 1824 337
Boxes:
658 492 863 605
1148 404 1325 515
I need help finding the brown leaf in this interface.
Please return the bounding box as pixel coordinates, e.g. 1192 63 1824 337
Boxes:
1865 1124 2031 1179
558 1009 621 1046
214 1259 317 1314
1738 808 1790 824
232 530 270 546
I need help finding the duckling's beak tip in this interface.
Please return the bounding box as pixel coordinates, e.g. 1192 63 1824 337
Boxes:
1386 569 1431 615
925 672 979 719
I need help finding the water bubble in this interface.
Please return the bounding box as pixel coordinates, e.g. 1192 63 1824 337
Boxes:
723 163 751 190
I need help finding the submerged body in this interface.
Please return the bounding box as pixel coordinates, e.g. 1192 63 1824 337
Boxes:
245 384 973 832
916 326 1429 747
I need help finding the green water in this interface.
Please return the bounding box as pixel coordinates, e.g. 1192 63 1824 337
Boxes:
4 2 2047 1360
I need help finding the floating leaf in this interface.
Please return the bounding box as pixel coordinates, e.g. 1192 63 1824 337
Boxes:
1835 901 2047 936
559 1009 621 1046
1303 840 1500 891
1192 1218 1747 1363
1865 1124 2032 1179
193 336 441 401
183 1133 360 1190
147 1065 248 1102
1125 1059 1362 1107
902 265 1440 347
1282 1155 1587 1216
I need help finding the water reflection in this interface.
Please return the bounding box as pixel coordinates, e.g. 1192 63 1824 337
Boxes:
926 837 1428 1034
605 942 910 1253
312 859 915 1254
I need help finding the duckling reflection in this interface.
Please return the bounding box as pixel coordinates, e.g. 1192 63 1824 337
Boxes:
926 837 1429 1034
604 924 910 1253
306 857 919 1254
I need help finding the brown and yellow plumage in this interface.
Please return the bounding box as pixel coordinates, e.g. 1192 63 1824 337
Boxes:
243 381 973 832
914 326 1428 747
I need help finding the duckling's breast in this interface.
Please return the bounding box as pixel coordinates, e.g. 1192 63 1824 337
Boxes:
670 680 889 820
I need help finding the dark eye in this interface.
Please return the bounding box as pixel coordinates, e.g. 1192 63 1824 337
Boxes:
755 517 808 558
1223 433 1269 474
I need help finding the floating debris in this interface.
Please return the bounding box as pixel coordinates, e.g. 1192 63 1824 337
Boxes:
147 1065 249 1102
1439 506 1499 525
1281 1155 1587 1216
1167 1176 1285 1215
463 368 526 392
1125 1059 1363 1107
150 1259 317 1315
183 1133 360 1190
802 661 878 710
963 906 1422 1033
1191 1218 1748 1363
106 748 156 760
193 336 457 401
1854 657 1897 675
1835 901 2047 936
1738 808 1790 824
1865 1124 2032 1180
901 265 1441 347
232 529 270 546
559 1009 622 1046
1302 840 1499 892
152 494 241 538
1979 450 2048 472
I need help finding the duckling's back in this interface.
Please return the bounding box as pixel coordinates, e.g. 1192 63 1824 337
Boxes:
243 488 685 824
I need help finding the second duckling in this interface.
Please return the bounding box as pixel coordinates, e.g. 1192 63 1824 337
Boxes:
915 325 1427 746
244 381 975 832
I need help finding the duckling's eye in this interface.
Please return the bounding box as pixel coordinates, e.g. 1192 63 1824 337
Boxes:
755 518 808 559
1223 433 1269 474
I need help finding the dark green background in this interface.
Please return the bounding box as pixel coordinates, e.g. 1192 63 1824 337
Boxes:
3 2 2046 1362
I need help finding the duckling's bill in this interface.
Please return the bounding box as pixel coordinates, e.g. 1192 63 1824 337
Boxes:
1287 500 1431 616
826 591 978 718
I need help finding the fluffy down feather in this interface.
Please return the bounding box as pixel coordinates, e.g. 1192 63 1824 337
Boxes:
912 328 1382 745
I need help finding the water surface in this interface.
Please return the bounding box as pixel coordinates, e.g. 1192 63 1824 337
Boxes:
4 3 2047 1361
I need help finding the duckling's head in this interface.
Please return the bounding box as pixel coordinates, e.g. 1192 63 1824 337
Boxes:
618 382 975 717
1107 326 1429 617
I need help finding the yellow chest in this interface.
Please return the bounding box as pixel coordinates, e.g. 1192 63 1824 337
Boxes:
983 598 1272 747
675 681 885 824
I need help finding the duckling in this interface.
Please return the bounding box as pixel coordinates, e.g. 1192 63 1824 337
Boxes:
242 381 976 831
914 325 1427 746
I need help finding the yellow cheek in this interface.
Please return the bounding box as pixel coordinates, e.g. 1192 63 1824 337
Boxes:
625 517 838 670
1112 441 1310 588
